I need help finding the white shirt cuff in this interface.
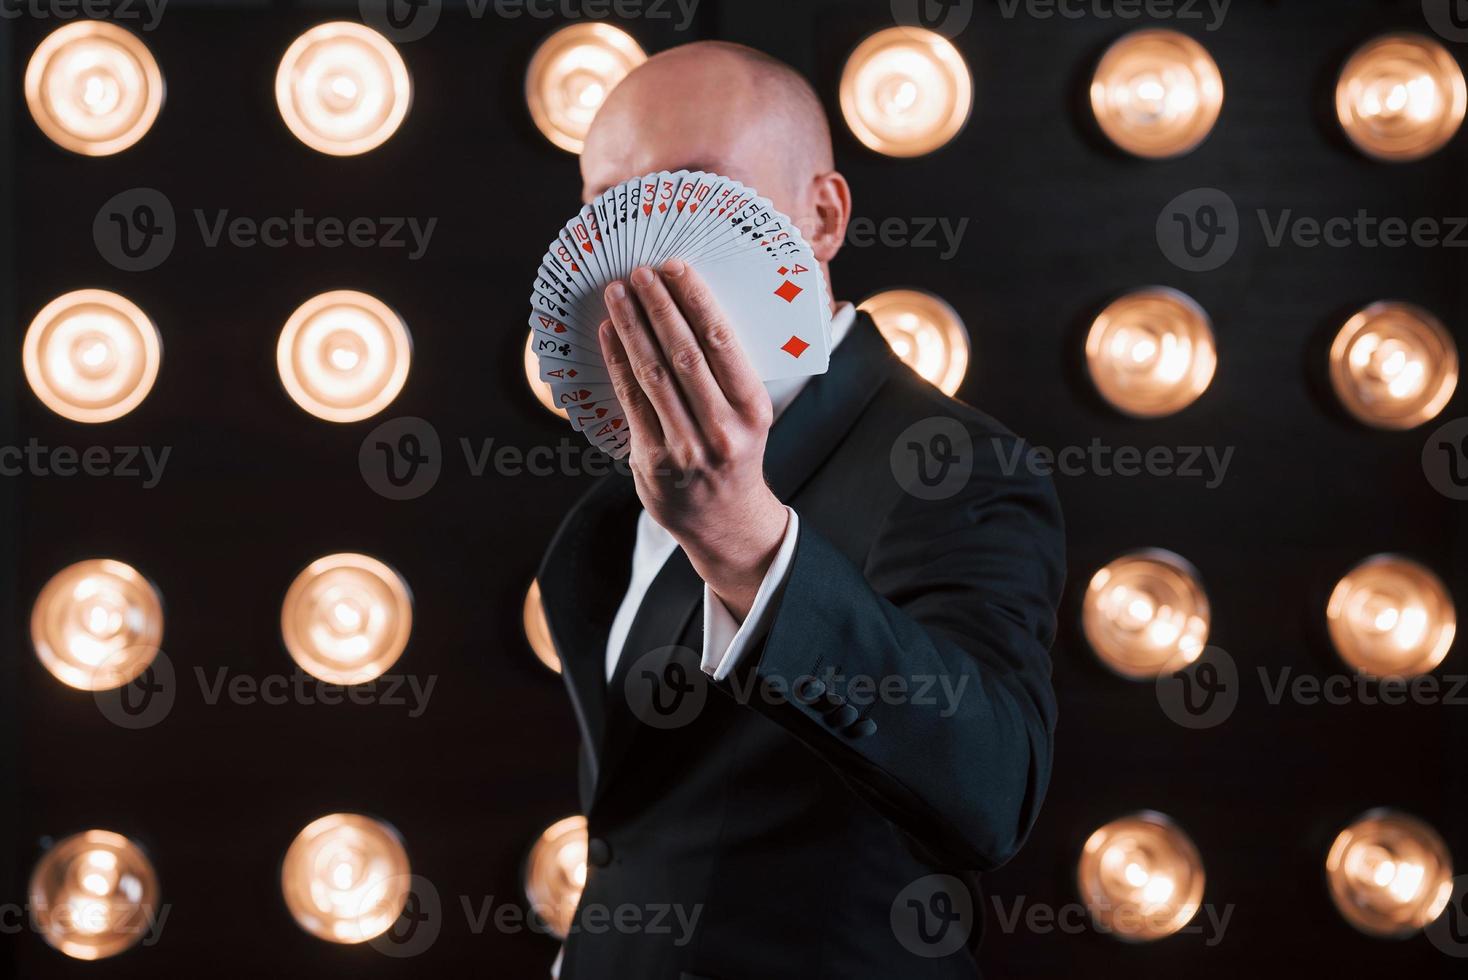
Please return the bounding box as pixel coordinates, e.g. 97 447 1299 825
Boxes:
701 507 800 682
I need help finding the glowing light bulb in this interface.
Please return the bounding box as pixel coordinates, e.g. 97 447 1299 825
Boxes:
526 23 646 154
1084 550 1210 679
524 816 589 939
858 289 970 396
1090 29 1223 158
30 830 160 960
25 22 164 156
1329 301 1457 429
1336 33 1466 162
24 290 162 424
32 559 163 691
281 813 411 943
840 27 972 158
1086 288 1215 417
276 22 411 156
281 553 412 685
1078 812 1204 942
277 290 411 423
1326 555 1455 677
524 580 561 674
1326 809 1453 937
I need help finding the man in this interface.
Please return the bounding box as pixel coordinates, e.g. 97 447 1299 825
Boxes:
538 41 1065 979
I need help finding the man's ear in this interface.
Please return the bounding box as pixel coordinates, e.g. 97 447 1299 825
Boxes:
807 170 852 264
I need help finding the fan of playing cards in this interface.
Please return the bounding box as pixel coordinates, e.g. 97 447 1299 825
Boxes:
529 170 833 456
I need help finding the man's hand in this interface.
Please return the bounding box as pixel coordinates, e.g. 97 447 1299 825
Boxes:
599 259 788 621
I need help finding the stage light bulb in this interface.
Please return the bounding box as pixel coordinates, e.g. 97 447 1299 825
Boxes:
282 813 411 944
524 331 564 415
1086 287 1215 417
281 553 412 685
524 579 561 674
1090 29 1223 158
525 816 589 940
275 22 411 156
840 27 972 157
1336 34 1466 162
1326 555 1455 678
1329 301 1457 429
526 23 646 154
1084 549 1210 679
32 559 163 692
277 290 411 423
1078 812 1205 942
858 289 970 396
30 830 160 960
25 22 164 156
24 290 162 424
1326 809 1453 937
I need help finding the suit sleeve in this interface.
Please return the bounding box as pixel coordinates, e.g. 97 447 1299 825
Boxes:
712 431 1065 870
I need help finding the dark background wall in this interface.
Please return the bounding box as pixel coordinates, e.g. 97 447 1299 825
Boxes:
2 0 1464 976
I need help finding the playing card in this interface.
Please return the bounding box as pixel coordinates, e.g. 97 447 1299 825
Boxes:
526 171 831 453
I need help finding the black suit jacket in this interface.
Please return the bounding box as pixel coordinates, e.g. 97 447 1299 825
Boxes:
538 313 1065 979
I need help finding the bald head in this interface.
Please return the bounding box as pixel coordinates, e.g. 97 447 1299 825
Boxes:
580 42 850 279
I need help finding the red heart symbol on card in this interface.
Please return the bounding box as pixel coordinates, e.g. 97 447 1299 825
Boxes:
643 204 652 215
581 242 594 253
676 201 685 212
554 324 566 333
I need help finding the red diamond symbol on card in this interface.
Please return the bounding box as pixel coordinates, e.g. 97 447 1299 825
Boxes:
778 266 789 275
676 201 685 212
566 368 579 377
659 203 668 213
781 335 810 358
774 280 803 303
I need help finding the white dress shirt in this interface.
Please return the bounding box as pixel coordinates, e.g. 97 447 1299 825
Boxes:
603 302 858 681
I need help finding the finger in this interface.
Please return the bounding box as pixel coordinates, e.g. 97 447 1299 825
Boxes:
628 265 731 434
598 318 661 449
660 259 771 423
604 282 698 446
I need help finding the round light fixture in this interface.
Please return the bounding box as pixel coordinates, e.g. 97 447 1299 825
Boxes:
1329 301 1457 430
32 559 163 691
29 829 160 960
1086 287 1216 417
526 23 646 154
1327 555 1455 677
281 553 412 685
276 22 411 156
524 579 561 674
281 813 411 944
1336 33 1466 162
1326 809 1454 937
840 27 972 157
25 21 164 156
858 289 970 396
24 289 162 424
277 290 411 423
524 815 589 940
1090 29 1223 158
1078 811 1206 942
1083 549 1210 679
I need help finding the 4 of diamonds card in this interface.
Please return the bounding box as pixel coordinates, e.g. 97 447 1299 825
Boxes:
528 171 832 454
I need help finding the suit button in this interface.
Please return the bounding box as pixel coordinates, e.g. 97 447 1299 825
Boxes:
844 718 877 739
587 838 612 868
829 704 859 728
794 677 826 704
